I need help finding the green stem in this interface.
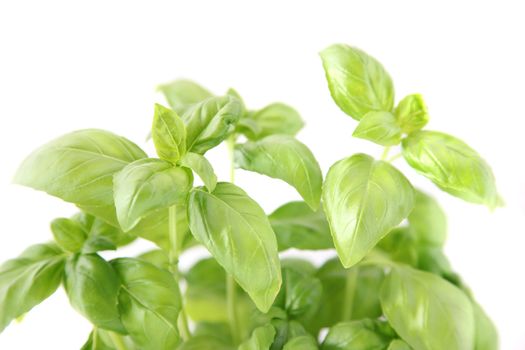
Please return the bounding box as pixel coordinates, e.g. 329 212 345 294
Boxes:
168 205 191 341
108 331 127 350
381 146 391 161
226 133 240 344
387 152 403 163
342 267 359 321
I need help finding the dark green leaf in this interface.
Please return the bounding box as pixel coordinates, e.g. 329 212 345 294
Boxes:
408 190 447 247
152 104 187 163
235 135 323 210
188 183 281 312
320 44 394 120
402 131 498 208
50 218 87 253
13 129 147 224
158 79 213 115
269 201 332 251
239 324 276 350
323 153 414 267
182 96 242 154
352 111 402 146
237 103 304 140
113 159 193 231
0 243 65 332
394 94 429 133
112 258 182 350
180 152 217 192
64 254 124 333
321 319 395 350
380 266 475 350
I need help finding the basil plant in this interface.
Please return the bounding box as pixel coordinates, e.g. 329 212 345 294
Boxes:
0 43 499 350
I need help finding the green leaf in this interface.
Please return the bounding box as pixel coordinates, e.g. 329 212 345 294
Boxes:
271 319 308 350
321 319 396 350
237 103 304 140
51 218 87 253
239 324 276 350
178 336 234 350
193 321 233 345
377 227 419 266
137 250 170 270
235 135 323 210
81 328 135 350
158 79 213 115
380 266 475 350
472 302 498 350
112 258 182 350
269 201 332 251
0 243 65 332
394 94 429 133
13 129 147 224
320 44 395 120
152 104 187 163
188 182 282 312
64 254 125 333
416 246 453 276
352 111 402 146
323 153 414 267
182 95 243 154
387 339 412 350
408 190 447 247
113 158 193 231
402 131 498 208
180 152 217 192
283 335 318 350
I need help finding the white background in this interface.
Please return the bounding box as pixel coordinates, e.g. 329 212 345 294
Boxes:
1 1 524 349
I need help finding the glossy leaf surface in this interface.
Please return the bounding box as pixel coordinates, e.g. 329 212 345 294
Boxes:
352 111 402 146
321 319 395 350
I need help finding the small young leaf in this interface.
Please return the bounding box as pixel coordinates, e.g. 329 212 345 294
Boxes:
380 266 475 350
269 201 333 251
239 324 276 350
408 190 447 247
112 258 182 350
352 111 402 146
158 79 213 114
152 104 187 163
64 254 125 333
320 44 394 120
402 131 498 208
283 335 318 350
180 152 217 192
0 243 65 332
187 182 282 312
182 95 243 154
323 154 414 267
235 135 323 210
51 218 87 253
394 94 429 133
113 158 193 231
321 319 396 350
13 129 147 225
237 103 304 140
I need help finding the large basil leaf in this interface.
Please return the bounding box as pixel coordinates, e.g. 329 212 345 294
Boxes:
283 335 318 350
152 103 187 163
472 302 498 350
182 96 242 154
402 131 498 208
394 94 429 133
111 258 182 350
320 44 394 120
352 111 402 146
180 152 217 192
235 135 323 210
408 190 447 247
321 319 396 350
158 79 213 115
64 254 125 333
237 103 304 140
188 183 281 312
380 266 475 350
113 158 193 231
269 201 332 251
51 218 87 253
13 129 147 224
239 324 276 350
323 153 414 267
0 243 65 332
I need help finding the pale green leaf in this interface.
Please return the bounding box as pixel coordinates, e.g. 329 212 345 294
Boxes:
387 339 412 350
237 103 304 140
235 135 323 210
321 319 395 350
394 94 429 133
152 104 187 163
180 152 217 192
188 182 281 312
408 190 447 247
178 336 234 350
51 218 87 253
283 335 318 350
352 111 402 146
472 302 498 350
320 44 394 120
158 79 213 115
323 153 414 267
239 324 276 350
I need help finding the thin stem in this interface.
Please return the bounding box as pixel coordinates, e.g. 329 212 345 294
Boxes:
387 152 403 163
381 146 391 161
108 331 127 350
226 133 240 344
342 267 359 321
168 205 191 341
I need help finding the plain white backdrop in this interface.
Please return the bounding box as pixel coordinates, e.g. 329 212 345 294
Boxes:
1 1 524 349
